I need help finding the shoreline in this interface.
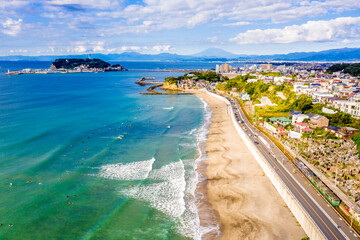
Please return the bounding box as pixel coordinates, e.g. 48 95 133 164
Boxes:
190 89 306 239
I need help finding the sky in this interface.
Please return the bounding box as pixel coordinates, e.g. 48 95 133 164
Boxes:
1 0 360 56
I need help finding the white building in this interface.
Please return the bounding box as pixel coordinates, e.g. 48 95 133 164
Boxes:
292 114 309 125
311 91 334 103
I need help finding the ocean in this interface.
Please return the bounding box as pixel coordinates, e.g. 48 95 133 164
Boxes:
0 64 219 239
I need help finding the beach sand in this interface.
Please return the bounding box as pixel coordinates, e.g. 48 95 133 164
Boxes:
190 89 306 240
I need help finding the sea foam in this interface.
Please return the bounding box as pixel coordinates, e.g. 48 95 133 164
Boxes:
98 158 155 180
120 160 186 217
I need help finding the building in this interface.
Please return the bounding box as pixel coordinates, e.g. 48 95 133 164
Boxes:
324 126 341 136
260 63 272 71
216 64 220 73
220 63 230 73
308 114 329 128
292 114 309 125
288 110 302 118
277 117 292 126
294 122 309 133
311 91 334 104
268 117 278 125
241 93 250 101
340 127 358 138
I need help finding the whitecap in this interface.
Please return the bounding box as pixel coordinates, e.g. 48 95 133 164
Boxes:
189 128 197 135
98 158 155 180
120 160 186 218
163 107 174 110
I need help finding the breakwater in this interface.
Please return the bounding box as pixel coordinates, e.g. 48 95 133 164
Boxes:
136 77 192 95
135 77 162 86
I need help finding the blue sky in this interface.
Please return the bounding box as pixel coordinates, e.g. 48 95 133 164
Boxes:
1 0 360 56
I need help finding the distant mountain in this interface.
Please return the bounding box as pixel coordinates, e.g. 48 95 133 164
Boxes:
191 48 238 58
1 47 360 62
251 48 360 61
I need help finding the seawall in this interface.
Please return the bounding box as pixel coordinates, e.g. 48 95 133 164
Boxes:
205 90 326 240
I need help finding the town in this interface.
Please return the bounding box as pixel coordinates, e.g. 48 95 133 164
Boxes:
163 61 360 228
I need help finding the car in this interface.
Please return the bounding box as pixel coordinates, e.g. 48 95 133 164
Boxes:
254 141 259 144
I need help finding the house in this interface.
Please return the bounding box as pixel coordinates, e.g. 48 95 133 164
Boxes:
324 126 341 134
302 127 314 133
276 127 286 133
264 122 276 133
311 91 334 103
288 110 302 118
294 122 309 133
268 117 278 125
326 96 343 106
339 127 359 138
292 114 309 125
307 114 329 128
277 131 288 138
241 93 250 101
277 117 291 126
339 90 353 99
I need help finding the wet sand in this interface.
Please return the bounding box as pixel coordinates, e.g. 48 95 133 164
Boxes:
190 89 306 240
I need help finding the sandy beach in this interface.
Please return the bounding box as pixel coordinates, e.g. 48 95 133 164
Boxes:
190 89 306 240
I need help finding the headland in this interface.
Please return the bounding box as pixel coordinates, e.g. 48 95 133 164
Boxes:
6 58 127 75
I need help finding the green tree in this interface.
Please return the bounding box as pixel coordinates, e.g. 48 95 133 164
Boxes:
292 94 313 111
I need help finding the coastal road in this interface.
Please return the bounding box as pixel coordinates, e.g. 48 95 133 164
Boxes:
228 97 358 240
208 90 358 240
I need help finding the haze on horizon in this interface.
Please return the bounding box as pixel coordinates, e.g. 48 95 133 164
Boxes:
1 0 360 56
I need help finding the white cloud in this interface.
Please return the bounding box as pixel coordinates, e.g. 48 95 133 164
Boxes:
9 49 28 53
230 17 360 44
74 45 87 53
98 0 360 34
0 0 28 9
92 41 105 52
207 36 218 43
47 0 118 10
121 46 141 51
152 45 171 52
2 18 22 36
223 21 250 26
342 39 360 44
118 45 173 52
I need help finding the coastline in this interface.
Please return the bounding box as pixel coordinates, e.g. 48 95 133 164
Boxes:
190 89 306 239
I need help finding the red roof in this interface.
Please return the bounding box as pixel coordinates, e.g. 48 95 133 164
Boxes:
276 127 285 130
278 132 287 135
295 122 308 126
302 128 313 132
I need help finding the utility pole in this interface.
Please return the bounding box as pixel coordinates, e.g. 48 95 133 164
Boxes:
335 168 338 186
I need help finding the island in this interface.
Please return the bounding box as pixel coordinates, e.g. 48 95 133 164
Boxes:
6 57 127 75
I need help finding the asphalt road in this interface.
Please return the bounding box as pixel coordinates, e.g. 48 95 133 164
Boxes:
211 91 358 240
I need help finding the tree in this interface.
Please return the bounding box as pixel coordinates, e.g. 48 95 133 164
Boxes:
292 94 313 111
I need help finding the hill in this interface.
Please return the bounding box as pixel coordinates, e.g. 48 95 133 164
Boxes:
51 58 110 69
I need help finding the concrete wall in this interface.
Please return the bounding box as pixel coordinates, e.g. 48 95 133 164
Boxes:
206 91 326 240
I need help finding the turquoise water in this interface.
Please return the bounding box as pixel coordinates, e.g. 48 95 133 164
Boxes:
0 71 214 239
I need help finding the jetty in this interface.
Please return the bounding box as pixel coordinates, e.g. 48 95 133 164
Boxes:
135 77 163 86
136 77 192 95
